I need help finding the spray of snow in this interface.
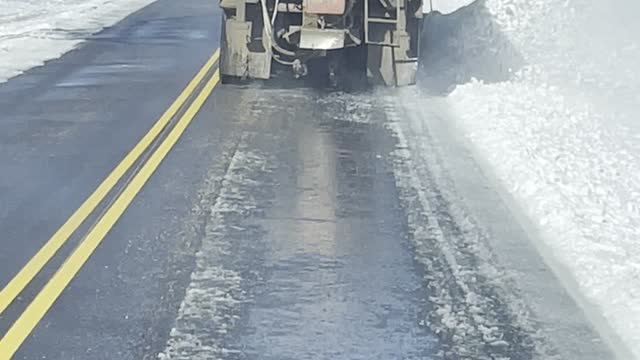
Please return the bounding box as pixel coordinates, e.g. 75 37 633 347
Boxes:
0 0 157 83
429 0 640 357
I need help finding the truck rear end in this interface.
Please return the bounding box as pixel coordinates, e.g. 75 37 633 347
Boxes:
219 0 423 86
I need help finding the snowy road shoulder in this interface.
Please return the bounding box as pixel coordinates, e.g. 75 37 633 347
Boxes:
416 0 640 357
0 0 158 83
448 76 639 360
385 87 617 359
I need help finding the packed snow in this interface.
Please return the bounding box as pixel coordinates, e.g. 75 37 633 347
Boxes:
424 0 476 14
0 0 157 83
421 0 640 357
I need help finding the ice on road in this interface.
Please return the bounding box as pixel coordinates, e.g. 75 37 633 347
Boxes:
0 0 157 83
419 0 640 357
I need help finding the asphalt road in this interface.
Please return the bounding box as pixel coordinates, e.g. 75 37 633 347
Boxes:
0 0 617 359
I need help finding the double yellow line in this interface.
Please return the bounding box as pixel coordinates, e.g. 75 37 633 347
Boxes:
0 48 221 359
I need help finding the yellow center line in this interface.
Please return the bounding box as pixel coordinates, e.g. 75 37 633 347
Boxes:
0 49 220 316
0 68 221 360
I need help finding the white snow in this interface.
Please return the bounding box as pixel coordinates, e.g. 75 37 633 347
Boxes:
0 0 157 83
432 0 640 357
424 0 476 14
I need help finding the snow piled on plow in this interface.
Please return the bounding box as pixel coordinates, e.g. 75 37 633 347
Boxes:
432 0 640 357
0 0 157 83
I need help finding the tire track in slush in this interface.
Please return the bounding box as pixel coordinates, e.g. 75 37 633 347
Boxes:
158 133 278 359
157 87 302 360
382 93 542 360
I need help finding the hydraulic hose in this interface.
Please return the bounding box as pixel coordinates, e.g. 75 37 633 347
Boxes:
259 0 296 56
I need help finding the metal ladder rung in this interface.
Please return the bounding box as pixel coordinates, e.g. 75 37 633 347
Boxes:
367 40 400 47
367 17 397 24
396 57 418 62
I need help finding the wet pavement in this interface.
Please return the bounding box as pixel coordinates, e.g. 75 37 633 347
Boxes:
244 110 436 359
157 89 439 359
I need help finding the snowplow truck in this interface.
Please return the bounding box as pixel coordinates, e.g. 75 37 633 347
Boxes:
219 0 423 86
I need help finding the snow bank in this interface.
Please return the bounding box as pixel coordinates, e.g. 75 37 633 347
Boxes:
0 0 158 83
424 0 476 14
425 0 640 357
